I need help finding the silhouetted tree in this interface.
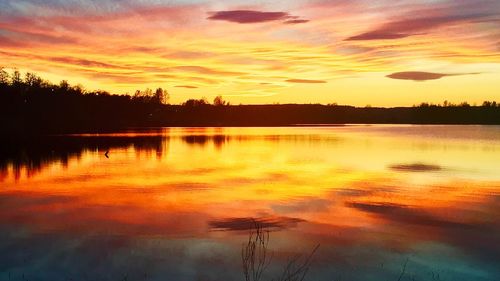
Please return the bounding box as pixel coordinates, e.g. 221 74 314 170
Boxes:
183 98 209 107
59 80 70 91
72 84 85 95
11 69 22 87
25 72 43 88
133 89 142 98
0 67 9 85
154 87 169 104
143 88 153 99
482 101 498 107
131 88 167 104
213 95 228 106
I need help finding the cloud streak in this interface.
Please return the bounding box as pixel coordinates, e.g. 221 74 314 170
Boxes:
286 79 327 83
284 19 310 24
347 202 480 230
389 163 442 172
386 71 479 81
173 66 244 76
207 10 308 25
346 11 497 41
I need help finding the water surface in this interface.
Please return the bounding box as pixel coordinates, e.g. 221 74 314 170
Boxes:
1 125 499 281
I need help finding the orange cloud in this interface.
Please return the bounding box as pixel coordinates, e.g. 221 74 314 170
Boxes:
386 71 479 81
286 79 327 83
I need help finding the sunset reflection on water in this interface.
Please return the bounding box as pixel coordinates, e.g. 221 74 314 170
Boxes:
1 126 499 281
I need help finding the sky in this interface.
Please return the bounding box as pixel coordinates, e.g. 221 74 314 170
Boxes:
0 0 499 106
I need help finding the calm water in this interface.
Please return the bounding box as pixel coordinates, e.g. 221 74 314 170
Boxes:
1 126 499 281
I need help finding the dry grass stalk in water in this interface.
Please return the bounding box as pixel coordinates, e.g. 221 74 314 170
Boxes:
241 222 319 281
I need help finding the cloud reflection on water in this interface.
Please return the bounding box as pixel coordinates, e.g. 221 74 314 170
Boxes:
1 126 499 280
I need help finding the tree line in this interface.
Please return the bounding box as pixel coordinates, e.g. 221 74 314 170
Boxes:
1 68 499 134
1 68 174 133
1 68 169 104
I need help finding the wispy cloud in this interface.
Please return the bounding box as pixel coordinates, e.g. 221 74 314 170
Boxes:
286 79 327 83
172 66 244 76
346 3 499 41
388 163 442 172
386 71 479 81
284 19 309 24
208 10 289 23
207 10 308 25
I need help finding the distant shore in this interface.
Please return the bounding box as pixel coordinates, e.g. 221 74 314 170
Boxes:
2 103 500 135
1 70 499 135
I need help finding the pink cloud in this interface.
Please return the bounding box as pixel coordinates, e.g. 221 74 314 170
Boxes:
346 2 499 41
207 10 289 23
207 10 308 25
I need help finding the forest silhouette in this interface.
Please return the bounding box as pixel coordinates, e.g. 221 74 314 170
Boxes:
1 68 499 134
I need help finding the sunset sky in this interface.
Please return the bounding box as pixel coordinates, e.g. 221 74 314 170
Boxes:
1 0 499 106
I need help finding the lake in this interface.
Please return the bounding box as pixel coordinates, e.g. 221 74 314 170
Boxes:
1 125 499 281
